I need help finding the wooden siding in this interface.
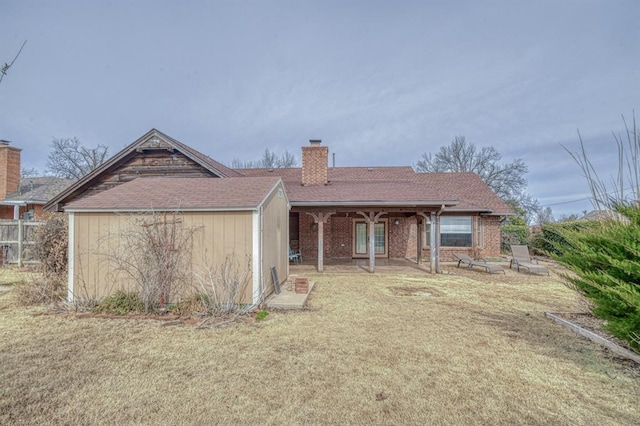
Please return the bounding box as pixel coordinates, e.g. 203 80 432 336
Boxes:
187 211 254 303
72 210 257 304
260 183 289 295
75 147 216 203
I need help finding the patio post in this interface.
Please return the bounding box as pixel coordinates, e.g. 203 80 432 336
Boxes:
306 211 335 272
356 211 386 273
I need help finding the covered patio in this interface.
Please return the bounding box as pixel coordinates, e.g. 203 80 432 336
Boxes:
289 257 432 275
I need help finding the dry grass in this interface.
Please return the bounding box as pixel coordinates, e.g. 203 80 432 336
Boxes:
1 261 639 425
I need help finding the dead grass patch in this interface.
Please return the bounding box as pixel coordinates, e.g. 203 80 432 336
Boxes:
0 263 638 425
388 286 443 297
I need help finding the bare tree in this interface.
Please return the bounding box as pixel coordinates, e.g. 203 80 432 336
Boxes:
535 206 555 225
21 167 39 178
0 40 27 86
417 136 528 200
232 148 297 169
416 136 538 221
46 137 110 179
563 111 639 211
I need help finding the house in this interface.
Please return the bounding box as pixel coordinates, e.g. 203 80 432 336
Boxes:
0 140 73 220
45 129 511 304
240 140 511 272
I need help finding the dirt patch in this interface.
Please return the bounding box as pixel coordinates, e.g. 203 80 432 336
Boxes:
388 286 443 297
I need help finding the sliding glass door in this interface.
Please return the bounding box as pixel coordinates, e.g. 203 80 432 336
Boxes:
353 220 388 257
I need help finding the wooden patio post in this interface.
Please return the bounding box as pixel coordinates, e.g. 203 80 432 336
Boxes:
306 211 335 272
357 211 386 273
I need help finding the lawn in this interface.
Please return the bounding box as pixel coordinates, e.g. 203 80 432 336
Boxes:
0 263 638 425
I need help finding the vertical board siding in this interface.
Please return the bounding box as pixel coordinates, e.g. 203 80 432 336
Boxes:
73 210 257 304
260 183 289 295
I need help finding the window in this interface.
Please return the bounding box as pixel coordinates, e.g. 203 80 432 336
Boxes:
424 219 431 248
440 216 472 247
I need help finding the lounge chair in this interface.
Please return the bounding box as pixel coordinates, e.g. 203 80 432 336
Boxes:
509 245 549 275
453 253 505 274
289 246 301 265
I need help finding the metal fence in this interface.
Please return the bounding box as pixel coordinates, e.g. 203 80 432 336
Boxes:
0 220 44 267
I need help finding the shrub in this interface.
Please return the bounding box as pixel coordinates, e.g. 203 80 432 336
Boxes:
32 213 68 276
104 212 202 313
171 295 207 317
92 291 144 316
16 272 66 305
500 224 529 253
530 221 595 257
17 213 68 305
194 254 257 318
548 204 640 350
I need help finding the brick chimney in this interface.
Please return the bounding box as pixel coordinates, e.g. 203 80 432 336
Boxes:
0 141 22 200
301 139 328 186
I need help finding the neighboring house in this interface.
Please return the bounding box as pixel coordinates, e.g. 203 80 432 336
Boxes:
0 140 73 220
45 129 511 304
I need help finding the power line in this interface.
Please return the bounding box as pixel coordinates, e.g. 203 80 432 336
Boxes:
541 185 637 208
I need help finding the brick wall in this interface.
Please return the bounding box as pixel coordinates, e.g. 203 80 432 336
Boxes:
301 141 328 186
330 216 352 257
388 216 419 258
296 213 503 261
480 216 502 257
0 143 21 200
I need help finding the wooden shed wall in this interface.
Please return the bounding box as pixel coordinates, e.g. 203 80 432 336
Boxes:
260 183 289 295
71 210 255 303
187 211 253 303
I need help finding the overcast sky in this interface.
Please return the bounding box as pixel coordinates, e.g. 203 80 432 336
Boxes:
1 0 638 218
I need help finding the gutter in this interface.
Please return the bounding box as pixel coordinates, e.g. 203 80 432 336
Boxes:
291 200 459 208
435 204 445 273
63 206 260 214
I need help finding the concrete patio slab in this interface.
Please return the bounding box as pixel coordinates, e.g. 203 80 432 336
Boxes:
266 280 315 309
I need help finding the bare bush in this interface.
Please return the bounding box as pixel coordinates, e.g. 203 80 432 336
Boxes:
104 212 202 313
194 254 257 319
17 213 68 305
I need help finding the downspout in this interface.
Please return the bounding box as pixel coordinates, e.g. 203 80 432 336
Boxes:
435 204 445 273
67 212 75 302
252 206 263 306
259 205 265 304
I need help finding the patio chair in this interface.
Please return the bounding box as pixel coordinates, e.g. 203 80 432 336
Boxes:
289 246 302 265
453 253 505 274
509 245 549 275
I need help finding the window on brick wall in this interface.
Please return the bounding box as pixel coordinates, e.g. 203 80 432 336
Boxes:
423 215 481 248
440 216 472 247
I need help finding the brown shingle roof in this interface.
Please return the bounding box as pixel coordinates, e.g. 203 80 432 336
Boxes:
2 177 74 204
64 176 282 211
238 167 511 214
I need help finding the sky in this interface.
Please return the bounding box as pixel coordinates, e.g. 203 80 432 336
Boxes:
1 0 638 218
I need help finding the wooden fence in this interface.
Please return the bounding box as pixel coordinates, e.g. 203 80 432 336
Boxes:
0 220 44 267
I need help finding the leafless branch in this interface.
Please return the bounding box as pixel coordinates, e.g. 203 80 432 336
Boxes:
0 40 27 85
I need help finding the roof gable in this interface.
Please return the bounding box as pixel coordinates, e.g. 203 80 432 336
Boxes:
45 129 242 211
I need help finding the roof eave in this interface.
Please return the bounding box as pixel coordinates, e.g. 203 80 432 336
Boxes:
64 206 260 213
290 200 460 207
